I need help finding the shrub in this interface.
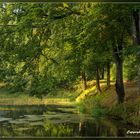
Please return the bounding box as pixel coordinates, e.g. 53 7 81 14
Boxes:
77 95 107 118
107 101 140 126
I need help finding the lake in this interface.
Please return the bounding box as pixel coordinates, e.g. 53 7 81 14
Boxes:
0 104 139 138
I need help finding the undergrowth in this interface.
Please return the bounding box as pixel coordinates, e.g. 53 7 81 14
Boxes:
107 100 140 126
77 95 107 119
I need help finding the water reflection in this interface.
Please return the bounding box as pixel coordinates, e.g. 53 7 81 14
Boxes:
0 105 139 137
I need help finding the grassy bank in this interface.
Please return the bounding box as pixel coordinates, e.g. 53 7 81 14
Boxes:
76 80 140 126
0 83 76 106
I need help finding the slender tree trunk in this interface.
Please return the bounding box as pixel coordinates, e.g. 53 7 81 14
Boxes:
132 9 140 44
113 44 125 104
81 71 87 90
132 9 140 95
79 121 86 136
96 123 100 136
107 61 110 88
96 66 101 92
138 63 140 95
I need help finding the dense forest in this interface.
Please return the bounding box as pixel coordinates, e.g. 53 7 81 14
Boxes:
0 3 140 137
0 3 139 101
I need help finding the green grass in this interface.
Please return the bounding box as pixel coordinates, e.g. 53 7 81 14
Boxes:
77 95 107 119
75 80 115 103
0 86 76 106
45 89 80 101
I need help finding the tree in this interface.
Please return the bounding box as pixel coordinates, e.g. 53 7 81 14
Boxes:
92 4 132 103
132 8 140 95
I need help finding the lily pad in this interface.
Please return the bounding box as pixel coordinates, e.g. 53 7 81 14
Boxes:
29 121 44 126
15 127 31 131
44 111 57 115
9 119 27 124
0 117 12 122
24 115 44 122
57 107 77 113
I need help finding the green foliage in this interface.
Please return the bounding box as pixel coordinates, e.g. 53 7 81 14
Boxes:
90 106 107 119
0 3 139 100
46 89 80 101
110 64 116 80
78 95 107 118
44 122 73 136
108 104 128 120
108 101 140 126
123 55 137 81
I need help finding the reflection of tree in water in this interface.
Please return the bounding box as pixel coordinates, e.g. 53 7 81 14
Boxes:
117 128 125 137
0 120 47 137
79 121 87 136
43 121 73 136
0 105 136 137
0 123 15 137
78 119 124 137
24 126 46 136
1 105 47 120
78 120 99 136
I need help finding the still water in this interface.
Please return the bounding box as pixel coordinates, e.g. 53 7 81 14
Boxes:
0 105 139 137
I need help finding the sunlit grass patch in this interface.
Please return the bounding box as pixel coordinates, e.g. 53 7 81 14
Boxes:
0 85 76 106
76 86 97 102
43 98 75 106
0 97 74 106
0 107 17 111
0 90 75 106
76 82 112 103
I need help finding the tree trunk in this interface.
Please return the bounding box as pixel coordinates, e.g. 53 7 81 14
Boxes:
107 61 110 88
96 123 100 136
132 9 140 95
115 58 125 103
79 121 86 136
132 9 140 44
138 63 140 95
81 71 87 90
96 66 101 92
113 44 125 104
